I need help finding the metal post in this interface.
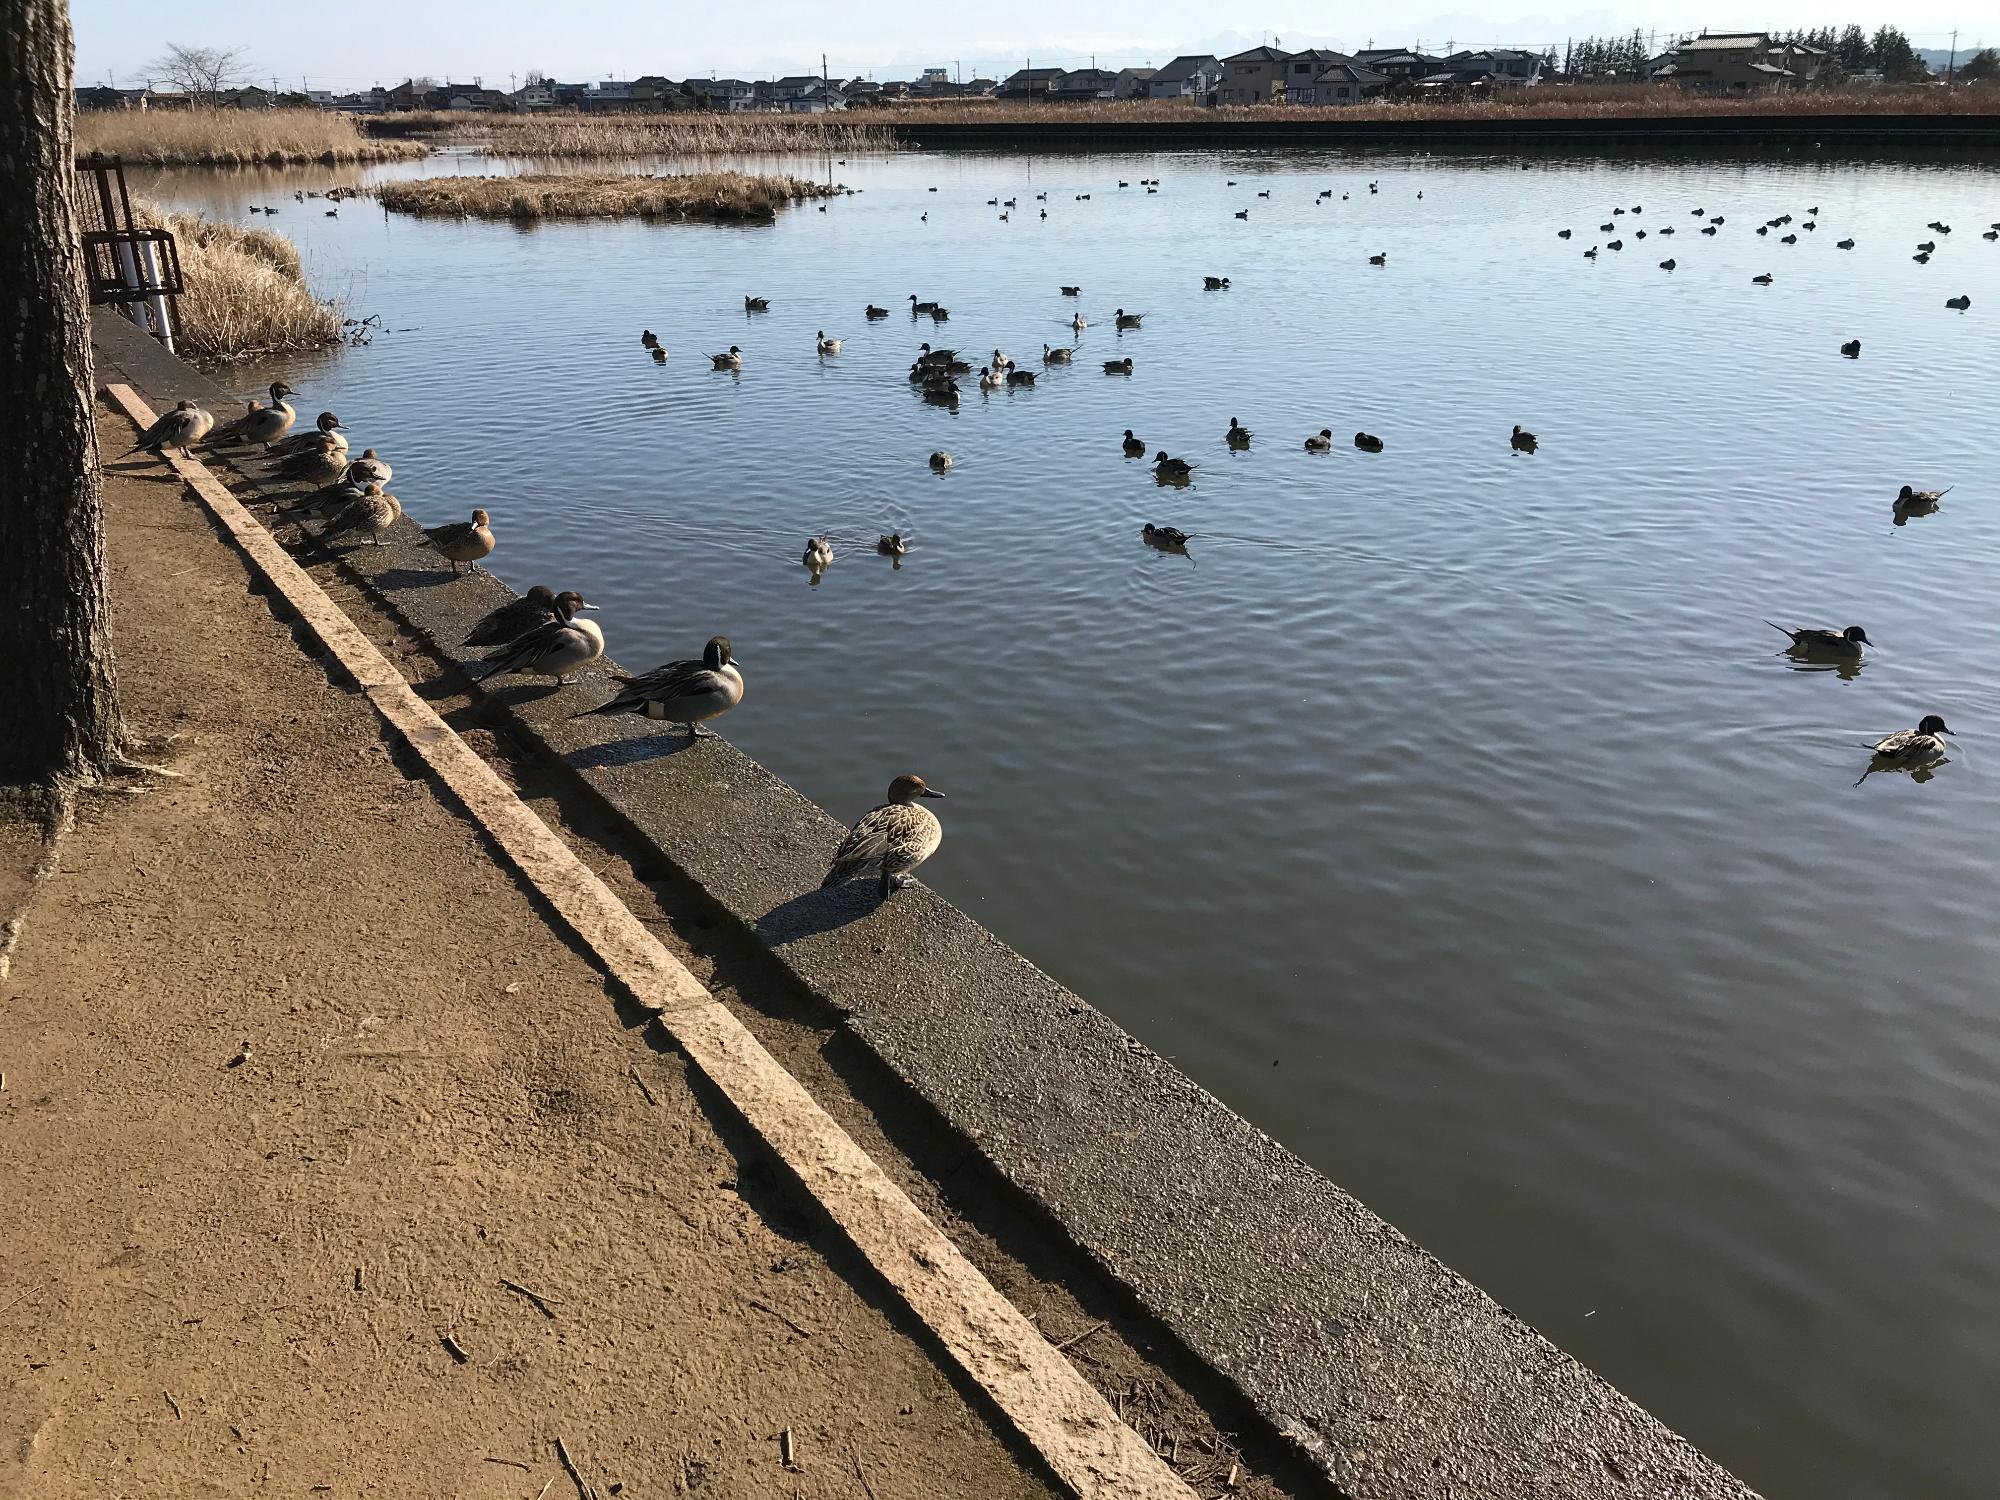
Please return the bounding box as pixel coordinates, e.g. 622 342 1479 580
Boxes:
113 237 158 338
137 239 177 353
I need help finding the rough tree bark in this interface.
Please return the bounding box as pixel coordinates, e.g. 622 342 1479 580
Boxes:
0 0 121 790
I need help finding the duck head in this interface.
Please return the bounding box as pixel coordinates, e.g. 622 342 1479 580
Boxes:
524 585 557 608
887 773 944 803
555 590 599 613
1918 715 1954 736
471 508 491 527
1844 626 1872 647
316 411 342 432
704 636 735 670
269 381 295 403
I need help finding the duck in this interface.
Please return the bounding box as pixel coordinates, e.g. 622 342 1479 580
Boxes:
344 447 392 485
210 382 296 448
1256 189 1271 199
1225 418 1251 448
1071 313 1089 333
1141 523 1190 550
1601 222 1617 233
1203 275 1231 290
1510 424 1537 452
1557 228 1572 239
1913 252 1931 264
575 636 743 739
802 537 833 572
1895 484 1951 507
1113 309 1145 329
820 774 945 900
1353 432 1384 452
125 399 214 458
651 347 667 364
1304 429 1333 452
473 594 604 686
422 508 495 574
1368 252 1387 266
1122 429 1147 457
1152 452 1194 481
744 295 770 311
1701 225 1718 236
641 329 660 349
990 348 1013 369
1584 246 1599 259
1780 233 1797 244
1710 216 1725 224
922 380 961 406
272 434 349 485
313 482 401 550
1757 225 1770 236
1946 294 1971 311
876 532 908 558
1060 285 1081 296
708 345 743 369
978 365 1004 390
1917 240 1936 252
1658 225 1675 236
1005 368 1036 387
1234 209 1249 220
816 330 842 355
1985 229 2000 242
1840 339 1861 358
1606 239 1624 251
1752 273 1774 285
866 304 890 319
1659 258 1676 271
1076 193 1091 201
1837 238 1856 249
269 410 343 458
1765 621 1869 658
1042 343 1075 364
916 343 966 370
1103 357 1133 375
1802 221 1816 231
928 305 950 322
1856 715 1954 784
465 585 565 647
908 294 937 313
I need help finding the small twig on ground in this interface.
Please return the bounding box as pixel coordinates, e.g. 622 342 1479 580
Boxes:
164 1391 183 1419
779 1427 798 1471
483 1456 531 1470
851 1451 879 1500
745 1297 812 1339
501 1278 560 1318
534 1480 556 1500
438 1331 470 1364
1053 1318 1109 1353
626 1065 659 1106
554 1435 599 1499
353 1265 365 1293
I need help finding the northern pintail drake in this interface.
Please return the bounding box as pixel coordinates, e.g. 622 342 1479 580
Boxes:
272 435 349 485
922 379 961 405
1766 621 1870 657
816 330 843 355
1857 715 1954 785
909 295 937 313
641 329 660 348
476 594 604 685
1841 339 1862 358
1896 485 1950 507
1203 276 1230 290
127 399 214 457
1005 368 1036 387
1042 343 1074 364
1071 313 1089 332
929 450 952 472
577 636 743 738
1305 429 1333 452
270 410 343 458
978 366 1004 390
708 345 743 369
1122 429 1146 457
1113 309 1146 329
876 532 907 558
345 448 392 485
1511 424 1537 452
465 585 560 647
1142 522 1190 549
1103 357 1133 375
1059 285 1081 296
803 536 833 572
1354 432 1384 452
316 483 401 549
1152 452 1194 481
211 382 296 448
918 344 970 372
1752 273 1774 285
744 295 770 311
1368 252 1386 266
866 304 889 319
423 508 495 574
1225 418 1252 447
821 774 945 900
990 348 1012 369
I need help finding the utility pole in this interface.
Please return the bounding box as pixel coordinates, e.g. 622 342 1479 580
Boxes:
1946 29 1958 81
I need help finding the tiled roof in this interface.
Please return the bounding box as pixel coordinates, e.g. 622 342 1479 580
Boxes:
1680 33 1769 51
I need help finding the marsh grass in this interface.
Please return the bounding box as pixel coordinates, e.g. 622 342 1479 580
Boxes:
375 109 889 156
78 108 428 166
135 200 340 360
374 171 840 221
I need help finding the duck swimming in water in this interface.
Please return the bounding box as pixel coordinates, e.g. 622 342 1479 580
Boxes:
1225 417 1251 448
1042 343 1075 364
1152 452 1194 481
820 774 946 900
1856 715 1954 785
876 532 907 558
1114 309 1146 329
1896 484 1950 507
1103 357 1133 374
929 450 952 472
1305 429 1333 452
1354 432 1384 452
816 330 843 355
475 593 604 685
1122 429 1147 457
708 345 744 369
866 304 889 319
577 636 744 739
1203 276 1231 290
1510 424 1537 452
803 536 833 572
1142 523 1190 550
1766 621 1870 657
744 295 770 311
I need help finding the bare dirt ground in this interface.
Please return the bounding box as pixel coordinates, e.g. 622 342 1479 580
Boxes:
0 412 1059 1499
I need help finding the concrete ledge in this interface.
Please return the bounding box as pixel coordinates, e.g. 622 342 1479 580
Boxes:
94 312 1763 1500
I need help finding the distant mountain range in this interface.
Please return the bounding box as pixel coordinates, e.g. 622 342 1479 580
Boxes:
1917 46 1992 73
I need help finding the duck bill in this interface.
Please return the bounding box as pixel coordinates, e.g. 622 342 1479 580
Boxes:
919 787 946 799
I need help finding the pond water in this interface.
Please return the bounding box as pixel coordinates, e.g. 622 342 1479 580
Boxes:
134 142 2000 1500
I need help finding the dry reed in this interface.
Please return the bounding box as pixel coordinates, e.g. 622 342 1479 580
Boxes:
78 108 428 167
374 171 839 221
374 109 889 156
134 200 341 360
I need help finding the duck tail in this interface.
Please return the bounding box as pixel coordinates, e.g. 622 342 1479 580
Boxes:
1762 620 1795 639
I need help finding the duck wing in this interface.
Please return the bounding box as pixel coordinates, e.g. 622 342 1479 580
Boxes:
465 596 552 646
821 802 932 887
478 618 583 680
580 657 725 716
424 519 475 548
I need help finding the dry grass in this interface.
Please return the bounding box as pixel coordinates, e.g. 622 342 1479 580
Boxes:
879 85 1998 124
78 108 428 167
374 109 889 156
134 200 340 360
374 170 839 221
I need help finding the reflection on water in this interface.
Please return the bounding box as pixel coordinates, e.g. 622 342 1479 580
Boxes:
133 144 2000 1500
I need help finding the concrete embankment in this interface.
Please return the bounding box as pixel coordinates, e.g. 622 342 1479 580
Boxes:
94 311 1766 1500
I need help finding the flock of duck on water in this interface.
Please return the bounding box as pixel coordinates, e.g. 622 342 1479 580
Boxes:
126 386 941 898
127 174 1990 851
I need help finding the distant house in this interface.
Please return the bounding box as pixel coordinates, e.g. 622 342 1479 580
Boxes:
1438 48 1544 85
1218 46 1292 105
1772 40 1829 85
224 85 273 108
1053 67 1117 102
997 67 1066 101
1148 54 1221 104
918 66 951 88
689 78 757 111
877 80 912 99
511 82 557 111
331 90 384 114
1277 48 1345 102
1667 33 1797 93
1290 59 1389 105
843 77 882 101
1355 48 1443 84
75 85 152 110
767 76 823 105
787 82 847 112
1112 67 1156 100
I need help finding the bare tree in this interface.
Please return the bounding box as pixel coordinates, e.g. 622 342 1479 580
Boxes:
148 41 249 103
0 0 122 793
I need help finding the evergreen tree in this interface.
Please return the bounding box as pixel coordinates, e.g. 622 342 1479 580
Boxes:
1836 25 1869 71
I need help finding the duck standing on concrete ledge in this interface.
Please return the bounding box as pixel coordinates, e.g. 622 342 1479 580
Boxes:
423 508 495 574
576 636 743 739
821 774 946 900
474 594 604 685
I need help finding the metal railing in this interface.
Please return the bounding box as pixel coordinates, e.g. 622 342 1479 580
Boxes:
76 152 183 353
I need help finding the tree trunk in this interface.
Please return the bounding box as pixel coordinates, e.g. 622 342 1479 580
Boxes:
0 0 120 788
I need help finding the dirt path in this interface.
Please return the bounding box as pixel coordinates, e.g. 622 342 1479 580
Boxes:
0 411 1058 1499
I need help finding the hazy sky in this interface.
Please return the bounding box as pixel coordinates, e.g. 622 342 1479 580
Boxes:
71 0 1987 90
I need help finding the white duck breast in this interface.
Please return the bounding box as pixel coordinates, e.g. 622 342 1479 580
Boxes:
576 637 743 737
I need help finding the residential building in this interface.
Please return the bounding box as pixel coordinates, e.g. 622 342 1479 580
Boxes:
1437 48 1544 85
768 75 824 105
996 67 1067 100
75 85 153 109
1148 54 1221 103
1218 46 1292 104
1112 67 1156 99
1290 59 1388 105
1355 48 1443 84
1053 67 1117 102
787 82 847 112
331 90 385 114
511 81 557 111
688 77 757 111
843 77 882 102
1772 40 1828 85
1278 48 1347 102
1662 33 1798 92
918 66 951 88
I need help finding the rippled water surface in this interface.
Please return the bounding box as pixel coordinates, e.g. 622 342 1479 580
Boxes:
138 143 2000 1499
